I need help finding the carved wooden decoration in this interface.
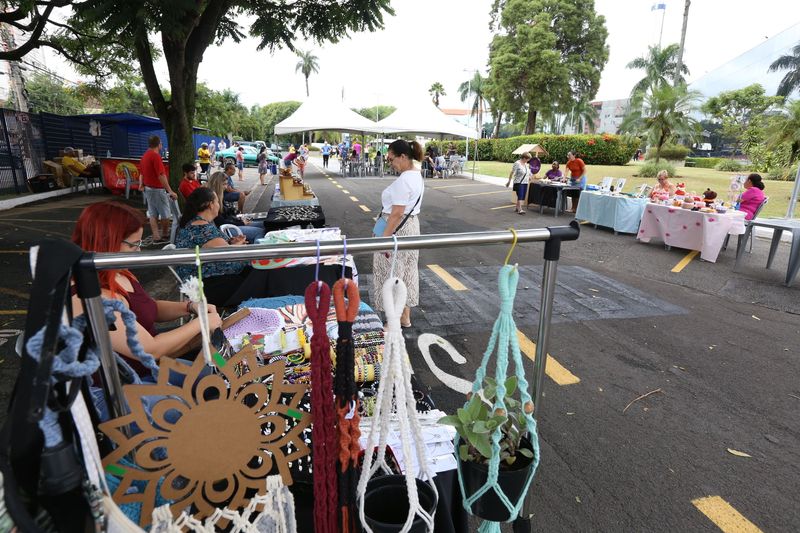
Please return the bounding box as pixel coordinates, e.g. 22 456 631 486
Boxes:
99 345 311 527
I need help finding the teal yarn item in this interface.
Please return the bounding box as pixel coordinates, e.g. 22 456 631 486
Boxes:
455 265 541 532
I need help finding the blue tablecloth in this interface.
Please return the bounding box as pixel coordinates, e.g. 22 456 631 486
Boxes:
576 192 648 234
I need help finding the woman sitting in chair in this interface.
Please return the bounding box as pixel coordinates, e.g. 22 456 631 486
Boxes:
738 173 766 220
71 201 222 379
208 171 265 243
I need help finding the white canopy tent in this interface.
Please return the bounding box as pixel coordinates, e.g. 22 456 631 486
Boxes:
274 98 383 135
376 100 478 139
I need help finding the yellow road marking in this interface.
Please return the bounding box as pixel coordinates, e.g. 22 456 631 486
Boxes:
432 183 486 190
349 196 359 202
331 180 338 184
427 264 468 291
342 189 350 193
0 287 29 300
490 204 517 210
0 249 28 254
671 250 699 273
359 205 371 212
579 220 591 225
692 496 763 533
0 221 71 238
336 185 343 189
516 330 580 385
453 190 508 199
0 310 26 315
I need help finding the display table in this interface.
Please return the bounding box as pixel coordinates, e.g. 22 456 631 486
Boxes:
528 181 581 217
637 204 746 262
734 217 800 286
576 191 649 234
250 205 326 232
270 186 319 208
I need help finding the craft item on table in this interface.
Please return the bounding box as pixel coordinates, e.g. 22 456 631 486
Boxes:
99 346 311 527
674 182 686 198
224 308 282 338
729 174 746 206
305 281 338 533
179 247 213 366
357 277 438 533
266 227 342 243
703 188 718 205
150 475 298 533
447 265 541 532
332 278 362 533
269 206 323 222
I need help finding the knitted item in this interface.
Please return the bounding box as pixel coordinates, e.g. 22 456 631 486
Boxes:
357 277 438 533
456 265 541 533
332 279 361 533
304 282 337 533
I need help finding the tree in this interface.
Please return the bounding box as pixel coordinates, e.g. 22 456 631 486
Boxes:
258 101 302 141
619 83 700 162
295 49 319 97
701 84 783 156
564 99 599 134
767 100 800 166
68 1 393 189
429 82 446 107
626 43 690 97
458 72 487 135
768 41 800 98
487 0 608 134
99 76 155 115
354 105 396 121
24 73 85 114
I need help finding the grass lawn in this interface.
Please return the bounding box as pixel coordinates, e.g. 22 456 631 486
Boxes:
465 161 796 219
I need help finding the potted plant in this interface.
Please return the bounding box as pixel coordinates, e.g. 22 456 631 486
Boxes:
438 375 536 522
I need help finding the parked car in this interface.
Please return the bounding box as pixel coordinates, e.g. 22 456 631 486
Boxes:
238 140 267 151
216 145 280 166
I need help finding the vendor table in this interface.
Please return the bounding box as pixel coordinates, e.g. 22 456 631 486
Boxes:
270 187 319 208
576 191 649 234
253 205 326 232
637 203 746 262
528 181 581 217
734 218 800 286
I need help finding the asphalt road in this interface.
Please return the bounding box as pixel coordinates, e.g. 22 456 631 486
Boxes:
0 160 798 532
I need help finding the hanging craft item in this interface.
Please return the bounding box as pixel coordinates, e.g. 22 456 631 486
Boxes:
304 280 338 533
99 346 312 527
179 246 213 366
357 276 438 533
439 264 541 532
332 276 362 532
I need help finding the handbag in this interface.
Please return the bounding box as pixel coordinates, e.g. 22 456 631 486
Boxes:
371 194 421 237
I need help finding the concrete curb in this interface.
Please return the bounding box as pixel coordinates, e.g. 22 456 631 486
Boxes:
0 186 92 211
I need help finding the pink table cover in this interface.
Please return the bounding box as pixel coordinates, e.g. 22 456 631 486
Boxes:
637 204 746 262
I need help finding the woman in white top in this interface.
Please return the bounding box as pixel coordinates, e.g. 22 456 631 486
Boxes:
505 151 532 214
371 139 425 327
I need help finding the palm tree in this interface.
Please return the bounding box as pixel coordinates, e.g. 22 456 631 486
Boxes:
295 50 319 97
626 43 690 97
429 82 446 107
767 100 800 165
768 42 800 97
458 72 487 135
565 100 600 134
619 83 701 162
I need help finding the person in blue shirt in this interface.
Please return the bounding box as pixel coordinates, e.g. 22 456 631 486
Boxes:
321 141 332 168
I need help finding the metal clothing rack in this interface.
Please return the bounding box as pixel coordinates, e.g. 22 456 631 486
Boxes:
73 223 580 423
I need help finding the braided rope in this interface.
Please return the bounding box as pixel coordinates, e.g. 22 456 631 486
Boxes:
305 281 338 533
357 277 438 533
456 266 541 532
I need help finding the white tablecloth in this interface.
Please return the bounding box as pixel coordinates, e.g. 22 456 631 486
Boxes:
575 192 649 234
637 204 746 262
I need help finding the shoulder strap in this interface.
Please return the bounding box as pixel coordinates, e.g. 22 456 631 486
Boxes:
392 193 422 235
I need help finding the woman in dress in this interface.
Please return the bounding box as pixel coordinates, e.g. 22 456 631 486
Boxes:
738 173 766 220
371 139 424 328
257 146 269 185
506 152 532 214
649 170 677 200
207 172 265 243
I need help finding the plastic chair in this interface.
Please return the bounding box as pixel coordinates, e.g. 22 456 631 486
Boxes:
162 243 187 324
220 224 244 239
723 196 769 252
168 197 181 244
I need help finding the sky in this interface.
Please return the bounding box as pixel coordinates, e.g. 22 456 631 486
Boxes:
44 1 799 110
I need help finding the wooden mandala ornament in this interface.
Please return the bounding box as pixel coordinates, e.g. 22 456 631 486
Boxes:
99 345 311 527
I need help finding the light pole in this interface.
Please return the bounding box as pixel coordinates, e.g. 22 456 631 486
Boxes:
462 69 479 180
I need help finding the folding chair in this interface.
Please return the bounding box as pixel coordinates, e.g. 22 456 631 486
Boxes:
220 224 244 239
162 243 188 324
723 197 769 252
168 197 182 244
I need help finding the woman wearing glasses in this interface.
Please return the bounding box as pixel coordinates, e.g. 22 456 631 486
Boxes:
71 201 222 379
649 170 676 200
371 139 424 328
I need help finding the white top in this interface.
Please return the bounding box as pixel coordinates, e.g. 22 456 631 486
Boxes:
511 160 531 184
381 169 424 215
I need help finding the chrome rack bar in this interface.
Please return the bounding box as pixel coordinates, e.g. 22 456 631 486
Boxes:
79 223 580 421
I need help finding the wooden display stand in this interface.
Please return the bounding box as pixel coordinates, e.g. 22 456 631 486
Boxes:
278 169 315 201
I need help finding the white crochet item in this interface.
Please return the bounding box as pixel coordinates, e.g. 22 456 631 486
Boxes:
356 277 438 533
179 275 213 366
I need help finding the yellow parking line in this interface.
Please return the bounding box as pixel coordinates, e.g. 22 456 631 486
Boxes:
516 330 580 386
579 220 591 225
359 205 371 212
331 180 338 184
453 190 508 199
432 183 486 190
490 204 516 210
349 196 359 202
692 496 763 533
427 264 468 291
336 185 343 189
0 310 26 315
671 250 699 273
0 287 29 300
342 189 350 193
0 249 28 254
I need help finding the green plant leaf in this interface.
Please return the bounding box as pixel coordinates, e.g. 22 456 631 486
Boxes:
457 408 470 425
438 415 460 427
473 433 493 458
478 402 488 420
506 397 519 409
491 414 507 426
504 375 518 397
505 455 517 466
486 419 498 431
473 420 490 434
518 447 534 459
459 444 470 462
467 394 482 418
485 376 496 388
483 384 496 400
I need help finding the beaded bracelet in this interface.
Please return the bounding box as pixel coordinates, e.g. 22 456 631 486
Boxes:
287 351 305 364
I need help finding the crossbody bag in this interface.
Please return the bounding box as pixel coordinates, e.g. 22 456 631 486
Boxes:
372 194 422 237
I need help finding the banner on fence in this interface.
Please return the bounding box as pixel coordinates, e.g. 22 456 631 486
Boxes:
100 157 170 194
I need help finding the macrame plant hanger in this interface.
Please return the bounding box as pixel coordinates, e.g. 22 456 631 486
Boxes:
357 236 438 533
456 232 541 533
178 246 213 366
332 238 362 533
304 239 338 533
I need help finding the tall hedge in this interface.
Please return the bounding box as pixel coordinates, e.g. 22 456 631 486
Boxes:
427 133 638 165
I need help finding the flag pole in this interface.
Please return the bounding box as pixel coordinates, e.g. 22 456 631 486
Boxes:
658 5 666 48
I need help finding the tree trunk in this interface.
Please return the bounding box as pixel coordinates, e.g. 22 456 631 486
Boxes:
305 77 309 97
165 109 195 190
525 107 537 135
492 111 502 138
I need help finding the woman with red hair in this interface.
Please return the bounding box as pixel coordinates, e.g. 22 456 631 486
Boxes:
71 201 221 377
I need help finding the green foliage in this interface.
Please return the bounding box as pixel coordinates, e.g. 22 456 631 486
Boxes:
637 161 676 178
766 100 800 165
429 82 445 107
487 0 609 133
459 72 488 131
626 43 690 96
99 76 154 115
295 49 319 97
714 159 745 172
686 157 723 169
24 73 85 115
766 163 798 181
353 105 396 121
438 376 533 466
768 42 800 97
256 101 302 141
427 133 638 165
645 143 689 161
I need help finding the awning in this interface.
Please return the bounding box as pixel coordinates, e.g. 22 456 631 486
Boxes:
274 99 382 135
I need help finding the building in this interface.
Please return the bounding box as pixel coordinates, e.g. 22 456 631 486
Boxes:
589 98 631 134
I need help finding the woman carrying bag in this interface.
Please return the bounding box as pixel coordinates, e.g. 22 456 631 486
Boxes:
371 139 424 328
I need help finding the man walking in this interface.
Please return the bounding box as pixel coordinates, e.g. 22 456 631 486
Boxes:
321 140 331 168
141 135 177 242
219 138 227 152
